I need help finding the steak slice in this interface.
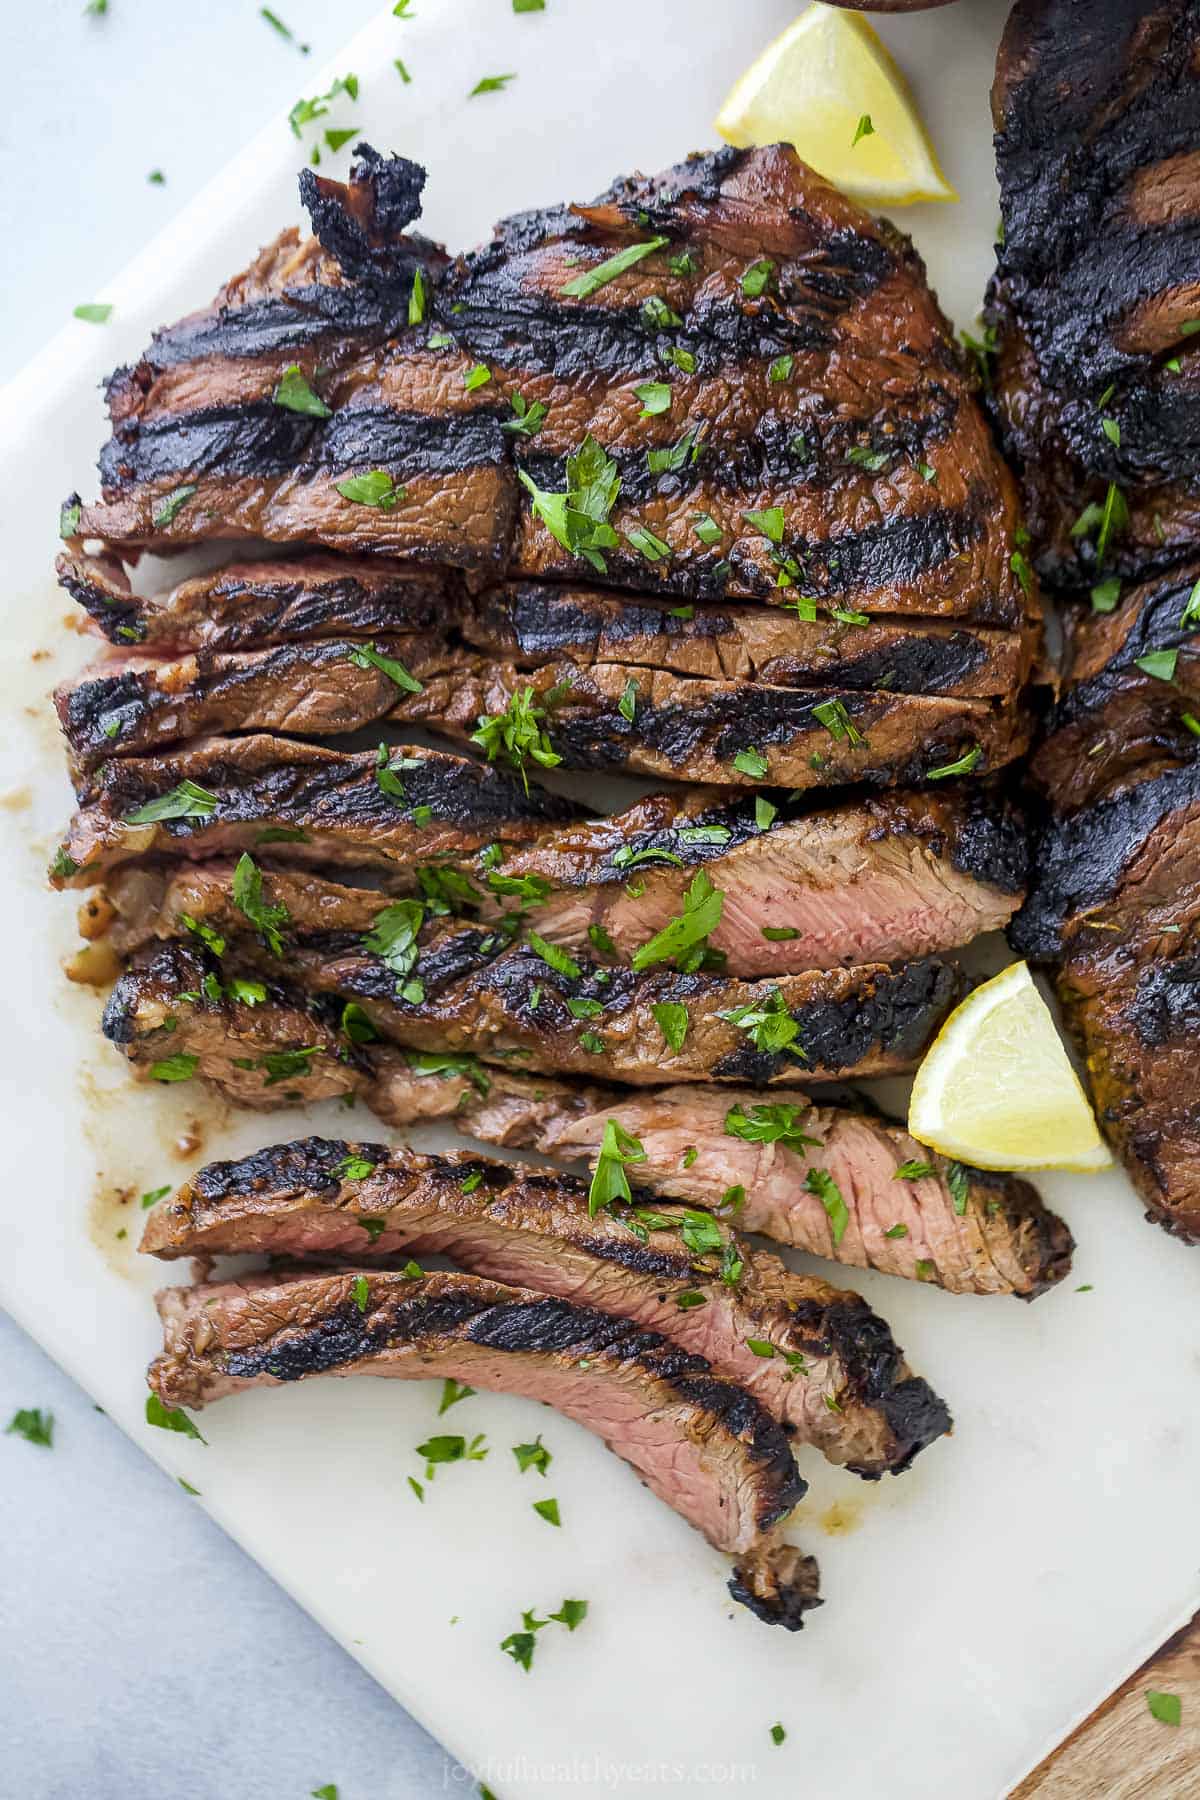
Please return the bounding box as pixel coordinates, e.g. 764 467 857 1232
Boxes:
73 153 517 572
444 145 1031 622
94 776 1026 978
149 1267 820 1627
1014 754 1200 1237
987 0 1200 590
464 582 1036 697
141 1137 951 1477
1029 561 1200 814
105 927 961 1085
104 954 1070 1297
49 734 583 889
358 653 1032 792
57 552 459 655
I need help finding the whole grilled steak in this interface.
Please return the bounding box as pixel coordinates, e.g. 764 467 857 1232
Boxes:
104 930 961 1086
103 950 1070 1296
987 0 1200 590
92 779 1027 977
1029 560 1200 815
141 1137 951 1476
74 141 1032 637
57 552 459 655
150 1267 820 1627
1013 755 1200 1238
49 734 583 889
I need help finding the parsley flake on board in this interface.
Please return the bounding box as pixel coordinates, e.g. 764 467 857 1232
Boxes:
288 75 358 137
470 73 516 95
6 1408 53 1448
513 1436 551 1476
588 1118 647 1215
260 7 310 51
438 1379 475 1414
770 1723 787 1747
1147 1692 1182 1728
532 1498 561 1527
141 1185 171 1209
335 469 404 510
145 1394 206 1443
74 303 112 324
631 869 724 973
561 236 668 300
347 640 424 692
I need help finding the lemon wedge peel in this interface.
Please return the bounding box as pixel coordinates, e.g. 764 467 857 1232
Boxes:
715 4 957 207
908 961 1113 1174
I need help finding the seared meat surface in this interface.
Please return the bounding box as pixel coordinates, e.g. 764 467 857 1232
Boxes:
103 947 1070 1296
104 933 961 1086
94 778 1026 977
149 1266 820 1627
988 0 1200 590
50 734 582 889
1014 755 1200 1238
141 1137 952 1476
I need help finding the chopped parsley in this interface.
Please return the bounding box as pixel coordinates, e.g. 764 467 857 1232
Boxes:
761 926 798 941
408 267 427 325
260 7 309 49
692 513 723 546
770 1723 787 1747
883 1223 909 1240
650 1002 688 1054
895 1160 936 1181
811 698 865 747
617 678 639 722
502 393 548 437
518 433 621 573
1135 647 1179 682
152 485 198 528
769 354 793 384
732 747 768 778
647 426 699 475
364 900 424 987
926 744 982 781
272 364 330 417
471 687 562 790
914 1259 935 1280
846 444 890 473
347 640 424 692
724 1102 820 1153
641 295 683 329
73 303 112 324
6 1408 53 1448
334 1155 375 1182
259 1046 321 1085
630 869 723 973
532 1498 561 1527
1010 549 1034 595
1147 1692 1182 1728
718 988 802 1060
149 1054 199 1083
851 114 874 147
470 73 516 95
513 1436 551 1476
587 1117 647 1215
1091 576 1121 613
635 381 672 416
526 933 580 979
561 235 667 299
335 469 404 510
231 853 289 954
675 1291 707 1310
463 362 493 391
945 1160 970 1215
438 1379 475 1414
141 1185 171 1209
551 1598 587 1629
417 1434 488 1474
351 1275 370 1313
405 1051 491 1095
626 524 671 561
806 1168 848 1245
288 74 359 139
740 259 774 299
145 1393 206 1443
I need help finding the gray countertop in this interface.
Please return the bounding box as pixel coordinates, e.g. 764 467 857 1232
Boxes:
1 2 463 1792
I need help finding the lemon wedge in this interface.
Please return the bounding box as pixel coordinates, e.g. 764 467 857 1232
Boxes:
908 962 1113 1172
715 4 956 206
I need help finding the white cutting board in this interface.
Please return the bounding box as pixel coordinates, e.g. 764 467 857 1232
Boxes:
2 4 1197 1795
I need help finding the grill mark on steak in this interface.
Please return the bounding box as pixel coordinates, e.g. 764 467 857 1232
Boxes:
102 951 1070 1298
149 1266 820 1625
988 1 1200 589
140 1136 951 1477
95 779 1025 978
50 734 583 889
466 583 1032 696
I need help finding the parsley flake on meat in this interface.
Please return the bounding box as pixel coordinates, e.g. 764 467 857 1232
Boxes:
631 870 723 973
518 433 621 573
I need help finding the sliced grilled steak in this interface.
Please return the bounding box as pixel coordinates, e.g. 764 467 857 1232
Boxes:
72 152 515 570
987 0 1200 590
444 144 1032 621
105 952 1069 1296
141 1137 951 1476
57 552 458 655
363 653 1033 792
56 633 467 772
464 582 1036 697
1029 561 1200 814
49 735 583 889
149 1267 820 1626
1014 753 1200 1237
105 921 961 1085
94 777 1026 978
